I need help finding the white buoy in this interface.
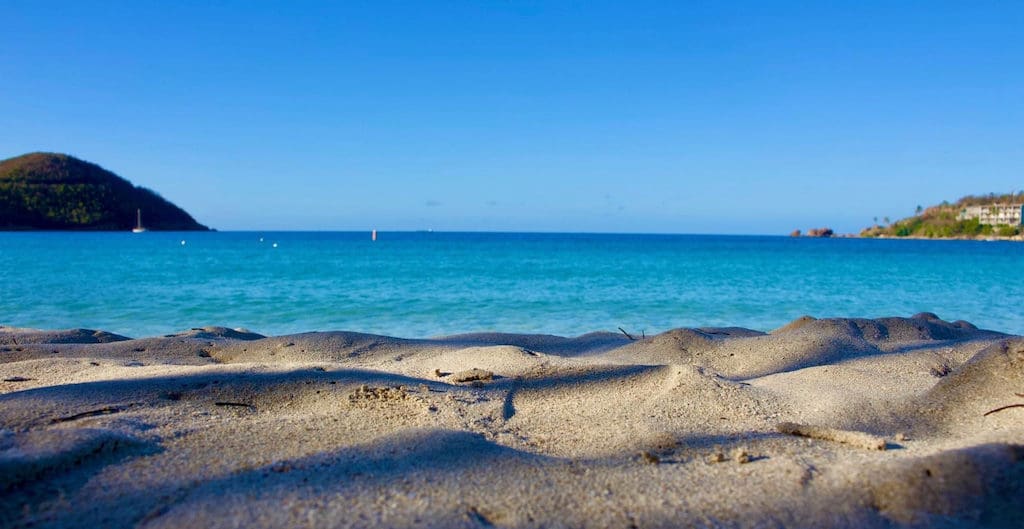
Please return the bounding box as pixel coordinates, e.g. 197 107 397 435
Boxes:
259 237 264 242
180 240 186 246
272 242 278 248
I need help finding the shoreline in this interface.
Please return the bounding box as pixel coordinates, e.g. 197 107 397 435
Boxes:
862 234 1024 242
3 228 1024 244
2 315 1022 528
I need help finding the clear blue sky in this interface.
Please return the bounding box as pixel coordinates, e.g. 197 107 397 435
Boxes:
2 1 1021 234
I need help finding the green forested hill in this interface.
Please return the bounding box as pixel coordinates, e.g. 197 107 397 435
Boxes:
0 153 209 230
860 193 1023 238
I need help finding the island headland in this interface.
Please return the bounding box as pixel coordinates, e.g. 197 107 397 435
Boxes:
0 152 209 231
860 193 1023 240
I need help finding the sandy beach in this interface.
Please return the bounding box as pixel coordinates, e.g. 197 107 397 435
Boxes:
1 314 1022 528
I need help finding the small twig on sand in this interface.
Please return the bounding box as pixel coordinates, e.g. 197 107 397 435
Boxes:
51 405 131 424
984 392 1024 416
214 401 256 410
984 404 1024 417
618 327 636 340
777 422 887 451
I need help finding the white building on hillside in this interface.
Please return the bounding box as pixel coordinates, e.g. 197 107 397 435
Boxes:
957 204 1024 226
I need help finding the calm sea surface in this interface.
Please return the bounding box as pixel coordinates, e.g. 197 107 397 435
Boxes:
1 232 1022 338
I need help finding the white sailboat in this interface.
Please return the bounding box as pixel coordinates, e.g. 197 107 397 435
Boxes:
132 209 147 233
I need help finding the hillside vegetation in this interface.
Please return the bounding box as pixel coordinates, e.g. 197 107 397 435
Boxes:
0 153 209 230
861 193 1023 239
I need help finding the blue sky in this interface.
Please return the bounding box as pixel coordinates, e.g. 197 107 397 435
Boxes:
2 1 1021 233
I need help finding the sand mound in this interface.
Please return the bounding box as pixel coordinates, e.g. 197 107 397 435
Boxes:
605 316 1001 379
0 326 129 344
405 345 555 381
0 326 269 368
0 335 239 366
0 366 443 431
912 338 1024 435
210 331 623 370
604 324 880 378
499 363 780 457
774 315 988 344
434 331 630 356
772 315 818 333
209 331 431 364
171 326 265 341
601 327 735 368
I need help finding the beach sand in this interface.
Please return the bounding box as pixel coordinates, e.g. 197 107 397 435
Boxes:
1 314 1022 528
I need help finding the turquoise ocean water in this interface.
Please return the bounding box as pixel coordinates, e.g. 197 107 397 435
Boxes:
1 232 1022 338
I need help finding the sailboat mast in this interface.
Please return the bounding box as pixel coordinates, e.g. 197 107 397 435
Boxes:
132 208 146 233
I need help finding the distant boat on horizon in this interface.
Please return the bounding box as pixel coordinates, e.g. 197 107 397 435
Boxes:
132 209 147 233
